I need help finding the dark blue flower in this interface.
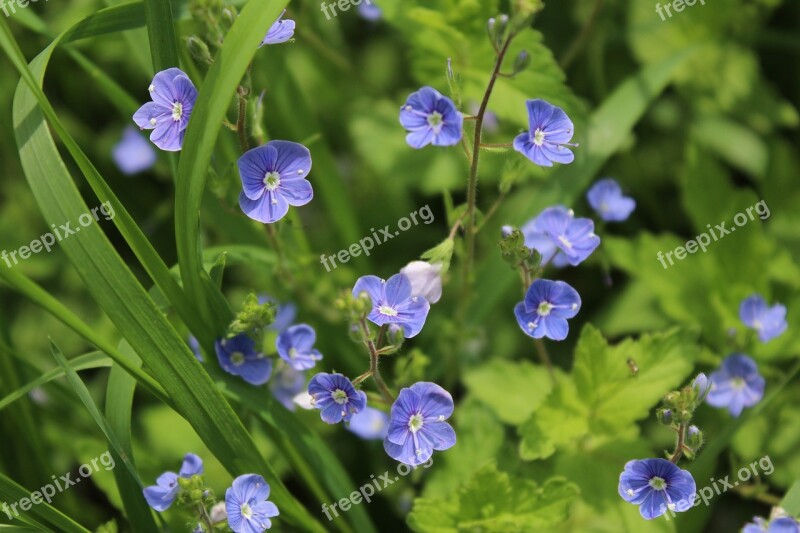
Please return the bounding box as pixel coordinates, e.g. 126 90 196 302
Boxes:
269 365 306 410
534 206 600 266
260 10 295 46
257 295 297 332
112 126 156 175
706 354 765 417
618 458 696 520
513 99 576 167
520 206 574 268
743 516 800 533
384 382 455 466
216 334 272 386
276 324 323 371
514 279 581 341
225 474 279 532
399 87 463 148
133 68 197 152
308 372 367 424
143 453 203 512
358 1 382 21
238 141 313 224
740 295 788 343
586 178 636 222
347 406 390 440
353 274 431 338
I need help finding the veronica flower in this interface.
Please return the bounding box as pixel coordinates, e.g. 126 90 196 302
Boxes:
143 453 203 512
348 406 390 440
258 295 297 332
238 141 313 224
740 295 788 343
399 261 443 304
384 382 456 466
520 206 574 268
618 458 696 520
133 68 197 152
513 99 576 167
215 334 272 386
308 372 367 424
399 86 463 148
269 364 307 410
743 516 800 533
276 324 323 371
535 206 600 266
225 474 279 532
586 178 636 222
514 279 581 341
352 274 431 338
706 354 765 417
358 1 382 21
260 10 295 46
112 126 156 175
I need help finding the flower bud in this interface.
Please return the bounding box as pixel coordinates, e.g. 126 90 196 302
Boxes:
501 225 515 238
186 36 213 65
663 391 680 408
512 50 530 75
209 501 227 524
686 425 703 450
657 408 673 426
691 373 711 404
400 261 442 304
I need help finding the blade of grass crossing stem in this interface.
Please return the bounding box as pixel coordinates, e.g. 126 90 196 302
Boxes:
175 0 289 333
1 16 324 532
144 0 180 72
0 472 90 532
105 342 160 532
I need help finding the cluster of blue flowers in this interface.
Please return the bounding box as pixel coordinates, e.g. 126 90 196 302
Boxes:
143 454 279 533
619 292 787 521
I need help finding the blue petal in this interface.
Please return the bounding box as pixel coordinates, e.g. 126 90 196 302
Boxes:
352 275 385 306
179 453 204 477
113 126 157 175
239 191 290 224
238 145 277 200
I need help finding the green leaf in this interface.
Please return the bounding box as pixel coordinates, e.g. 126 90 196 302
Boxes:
144 0 180 72
409 463 578 532
780 480 800 516
463 359 553 425
0 472 90 532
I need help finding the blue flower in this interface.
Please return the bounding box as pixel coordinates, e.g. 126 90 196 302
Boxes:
586 178 636 222
238 141 313 224
133 68 197 152
216 334 272 386
513 99 576 167
743 516 800 533
358 1 382 21
520 206 573 268
348 406 390 440
534 206 600 266
308 372 367 424
276 324 323 371
188 335 203 362
618 458 696 520
258 295 297 332
225 474 279 532
353 274 431 338
740 294 788 343
399 86 463 148
143 453 203 512
112 126 156 175
269 365 306 410
384 382 456 466
260 10 295 46
514 279 581 341
706 354 765 417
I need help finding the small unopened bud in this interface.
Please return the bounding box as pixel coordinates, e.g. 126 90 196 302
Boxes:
692 373 711 404
209 501 227 524
512 50 530 75
221 6 238 30
657 408 673 426
663 391 680 407
686 425 703 450
186 36 213 65
501 225 514 238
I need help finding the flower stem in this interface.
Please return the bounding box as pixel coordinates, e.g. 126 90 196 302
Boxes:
359 319 394 403
534 339 555 383
461 32 516 302
196 503 213 532
236 90 249 153
669 423 687 464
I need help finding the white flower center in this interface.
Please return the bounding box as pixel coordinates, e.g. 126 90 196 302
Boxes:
558 235 573 249
171 102 183 122
408 413 424 433
288 348 298 359
533 127 546 146
732 377 746 390
263 171 281 191
331 389 348 405
538 301 553 316
649 476 667 490
230 351 246 367
240 502 253 519
378 305 398 317
427 111 444 132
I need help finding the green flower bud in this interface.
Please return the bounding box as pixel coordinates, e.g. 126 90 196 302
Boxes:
656 408 673 426
186 36 213 65
512 50 530 75
686 425 703 450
